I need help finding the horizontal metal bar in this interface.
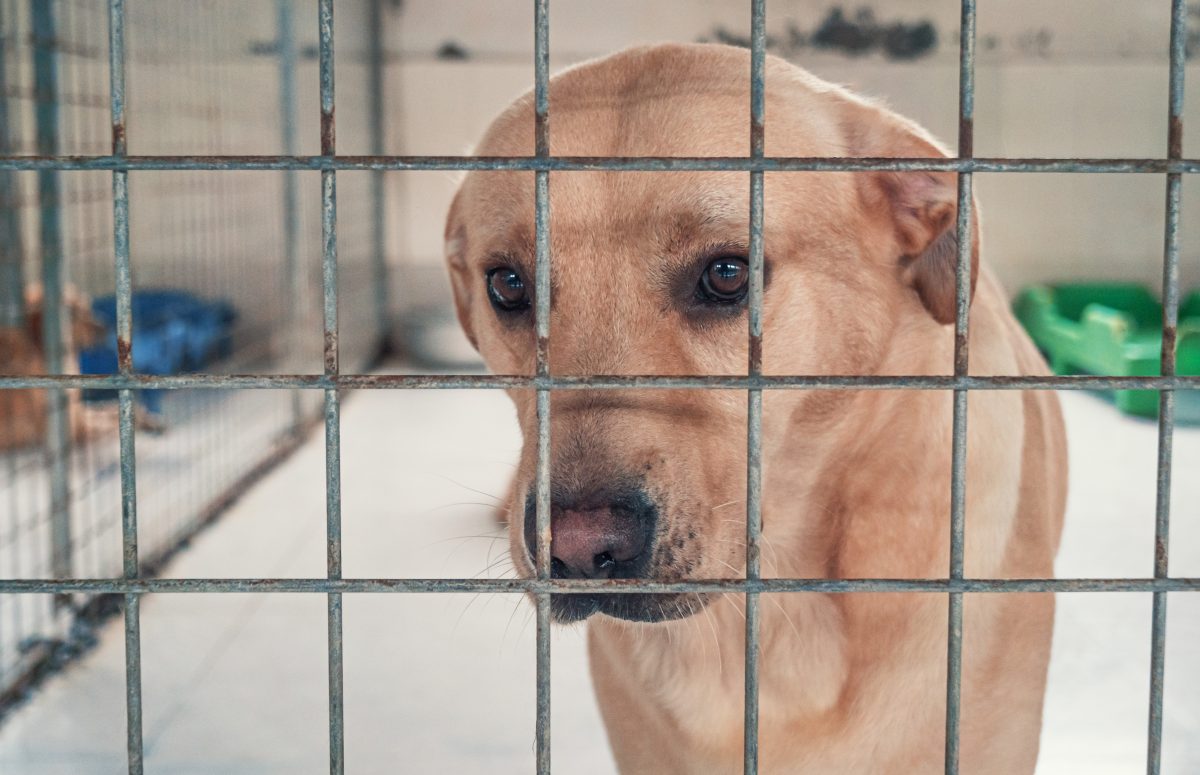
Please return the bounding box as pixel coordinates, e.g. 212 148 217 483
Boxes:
0 155 1197 174
2 373 1197 391
0 577 1195 595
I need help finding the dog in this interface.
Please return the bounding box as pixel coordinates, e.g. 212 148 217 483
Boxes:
444 43 1067 774
0 284 107 452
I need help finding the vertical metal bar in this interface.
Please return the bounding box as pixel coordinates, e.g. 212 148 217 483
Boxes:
31 0 73 587
367 0 390 356
1147 3 1185 773
275 0 303 432
533 1 552 772
318 1 343 773
744 2 765 772
945 2 975 774
0 0 24 328
109 1 142 773
324 387 344 775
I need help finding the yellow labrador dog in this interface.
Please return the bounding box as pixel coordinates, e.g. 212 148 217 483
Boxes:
444 43 1066 774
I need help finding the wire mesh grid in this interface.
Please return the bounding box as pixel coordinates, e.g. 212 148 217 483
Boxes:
0 1 1196 774
0 0 388 719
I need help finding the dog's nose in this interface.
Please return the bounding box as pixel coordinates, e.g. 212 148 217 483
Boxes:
549 506 646 579
524 489 655 579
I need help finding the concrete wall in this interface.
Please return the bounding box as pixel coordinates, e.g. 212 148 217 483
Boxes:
378 0 1200 304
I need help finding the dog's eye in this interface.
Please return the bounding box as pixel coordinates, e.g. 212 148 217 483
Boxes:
486 267 531 312
697 257 749 304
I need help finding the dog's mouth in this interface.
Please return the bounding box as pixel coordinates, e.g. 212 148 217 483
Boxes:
550 591 710 624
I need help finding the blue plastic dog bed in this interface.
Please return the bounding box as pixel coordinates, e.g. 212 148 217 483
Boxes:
79 290 236 413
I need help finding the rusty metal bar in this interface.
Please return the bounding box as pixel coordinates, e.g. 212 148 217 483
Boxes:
31 0 73 587
1147 2 1186 772
1 154 1197 173
743 1 765 771
945 2 975 773
0 0 23 328
318 1 344 772
0 576 1195 596
108 0 143 773
6 373 1200 392
276 0 303 432
367 0 390 352
533 1 552 772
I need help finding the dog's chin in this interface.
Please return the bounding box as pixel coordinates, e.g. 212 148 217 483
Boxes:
550 592 710 624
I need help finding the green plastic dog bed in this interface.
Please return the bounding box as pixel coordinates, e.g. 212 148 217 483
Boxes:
1012 283 1200 418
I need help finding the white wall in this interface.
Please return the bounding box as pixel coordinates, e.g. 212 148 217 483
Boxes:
379 0 1200 304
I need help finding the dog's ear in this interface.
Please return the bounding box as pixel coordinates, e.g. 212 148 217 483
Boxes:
22 284 45 344
843 103 978 325
444 185 478 350
21 284 104 349
66 293 104 349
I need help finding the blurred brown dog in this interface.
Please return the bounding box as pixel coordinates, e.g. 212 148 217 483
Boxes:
0 284 106 451
446 44 1067 774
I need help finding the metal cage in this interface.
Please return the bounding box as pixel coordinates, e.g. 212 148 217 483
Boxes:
0 1 1197 774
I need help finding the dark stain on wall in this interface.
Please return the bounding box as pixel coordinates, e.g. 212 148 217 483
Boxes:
436 40 471 61
812 8 937 60
1189 3 1199 60
700 5 939 62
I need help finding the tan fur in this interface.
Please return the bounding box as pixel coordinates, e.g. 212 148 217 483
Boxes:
445 43 1066 774
0 284 110 451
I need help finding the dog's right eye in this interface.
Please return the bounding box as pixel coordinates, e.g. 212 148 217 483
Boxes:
485 267 531 312
697 257 750 304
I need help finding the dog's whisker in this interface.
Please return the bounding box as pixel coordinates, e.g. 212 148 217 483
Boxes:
471 555 516 579
501 594 526 651
723 593 747 622
429 473 503 503
450 593 486 638
698 594 725 676
517 605 536 644
767 594 804 645
713 557 746 580
425 532 508 550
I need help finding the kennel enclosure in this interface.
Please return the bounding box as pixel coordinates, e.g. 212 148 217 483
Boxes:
0 1 1198 774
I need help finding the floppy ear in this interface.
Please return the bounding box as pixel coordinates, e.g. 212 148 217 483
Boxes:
844 104 978 325
444 186 478 350
22 284 45 345
66 293 104 349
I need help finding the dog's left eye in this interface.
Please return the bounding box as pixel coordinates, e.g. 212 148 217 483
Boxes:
697 257 750 304
485 267 531 312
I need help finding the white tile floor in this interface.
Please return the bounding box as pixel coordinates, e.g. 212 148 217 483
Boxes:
0 388 1196 774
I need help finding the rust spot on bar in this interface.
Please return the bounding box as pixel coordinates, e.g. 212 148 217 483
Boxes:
1168 116 1183 161
750 121 764 154
749 334 763 375
111 123 126 155
328 541 341 578
536 335 550 372
954 332 969 376
958 118 973 159
116 337 132 371
323 331 338 374
535 114 549 158
1161 325 1178 376
321 108 336 157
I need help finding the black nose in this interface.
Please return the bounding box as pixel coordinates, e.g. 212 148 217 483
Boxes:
524 488 655 579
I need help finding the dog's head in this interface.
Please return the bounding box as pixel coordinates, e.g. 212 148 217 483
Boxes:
444 44 977 623
23 284 106 352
